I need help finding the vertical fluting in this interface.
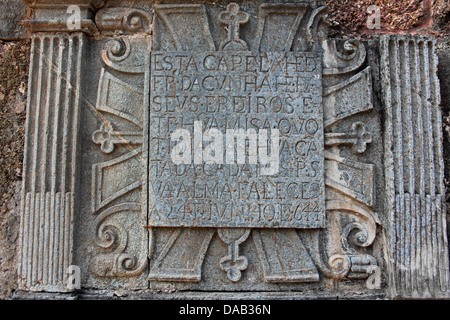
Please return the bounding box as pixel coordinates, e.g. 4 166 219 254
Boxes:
381 35 449 298
18 34 85 292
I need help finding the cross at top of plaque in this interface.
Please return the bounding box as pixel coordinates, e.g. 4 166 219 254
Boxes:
218 2 249 51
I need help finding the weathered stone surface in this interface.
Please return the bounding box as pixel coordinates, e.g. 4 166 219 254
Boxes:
0 0 28 40
13 0 450 300
380 35 449 299
148 51 325 229
18 33 86 292
0 40 30 299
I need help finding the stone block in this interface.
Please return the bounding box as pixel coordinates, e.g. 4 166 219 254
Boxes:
14 0 450 299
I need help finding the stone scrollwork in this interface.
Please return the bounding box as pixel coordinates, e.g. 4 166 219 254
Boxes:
102 37 131 63
311 220 378 281
91 35 149 279
327 200 378 247
100 37 148 74
17 0 449 299
342 222 373 253
311 198 379 282
92 203 148 277
323 40 367 76
322 156 380 282
95 7 152 35
321 37 380 283
90 2 381 289
122 9 152 33
327 254 351 279
309 231 351 280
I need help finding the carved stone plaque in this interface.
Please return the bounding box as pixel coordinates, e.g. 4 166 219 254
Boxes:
15 0 450 300
148 51 325 228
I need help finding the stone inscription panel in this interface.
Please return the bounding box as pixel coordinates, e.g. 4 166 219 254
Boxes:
148 51 325 228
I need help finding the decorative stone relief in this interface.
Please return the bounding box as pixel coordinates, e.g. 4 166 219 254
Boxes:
19 33 85 292
16 0 449 299
381 36 449 299
89 35 150 282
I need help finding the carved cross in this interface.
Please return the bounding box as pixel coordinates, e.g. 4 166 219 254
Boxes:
218 229 250 282
218 3 249 50
325 122 372 154
92 121 143 153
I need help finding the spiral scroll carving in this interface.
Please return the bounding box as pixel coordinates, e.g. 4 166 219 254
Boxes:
96 7 152 34
342 222 371 254
328 254 351 279
122 10 152 33
323 40 367 76
102 38 131 64
92 203 148 277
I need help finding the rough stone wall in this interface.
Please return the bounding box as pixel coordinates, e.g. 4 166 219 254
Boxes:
0 0 448 299
327 0 449 37
0 40 30 299
0 0 28 40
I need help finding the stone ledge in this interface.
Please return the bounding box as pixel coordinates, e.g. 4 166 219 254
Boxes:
12 290 387 300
